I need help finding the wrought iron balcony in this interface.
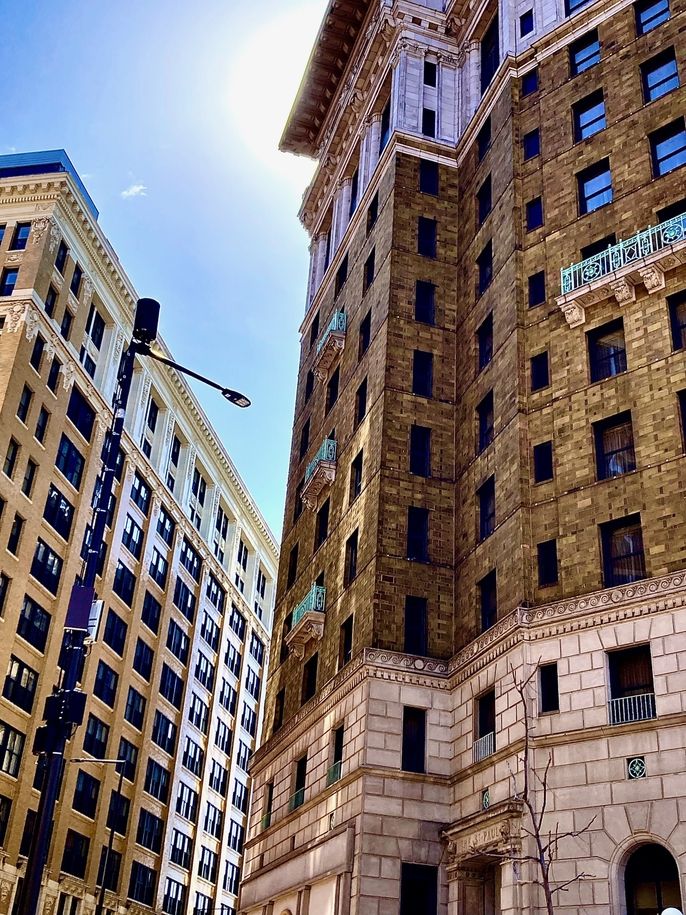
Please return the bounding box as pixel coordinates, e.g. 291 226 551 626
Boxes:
608 692 656 726
313 311 347 380
557 211 686 327
302 439 337 510
285 584 326 659
326 760 342 786
288 787 305 812
473 731 495 764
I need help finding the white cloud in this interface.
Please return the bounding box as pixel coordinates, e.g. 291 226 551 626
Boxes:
120 182 147 199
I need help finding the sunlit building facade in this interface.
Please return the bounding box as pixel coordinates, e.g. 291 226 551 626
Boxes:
0 151 278 915
240 0 686 912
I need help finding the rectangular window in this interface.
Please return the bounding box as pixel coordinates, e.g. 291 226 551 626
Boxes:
334 255 348 297
3 655 39 713
477 689 496 743
103 608 127 656
423 59 437 86
17 595 51 652
93 660 118 707
55 434 84 489
421 107 436 138
412 350 433 397
478 313 493 370
0 574 9 617
149 548 168 589
117 737 138 782
299 418 310 459
30 335 45 372
97 847 122 893
7 514 24 555
350 449 363 502
522 67 539 95
182 735 205 776
62 829 89 879
173 577 196 623
400 864 438 915
355 377 368 425
479 569 497 631
160 663 184 709
401 707 426 773
537 539 558 586
122 514 143 559
520 8 534 34
522 128 540 160
404 595 427 655
477 175 492 226
419 159 439 195
528 270 546 307
338 615 353 668
47 356 61 392
10 222 31 251
151 710 177 755
44 286 58 316
189 693 209 734
477 391 494 453
363 249 375 293
83 713 109 758
22 465 36 502
477 117 491 161
530 351 550 391
415 280 435 324
344 529 359 586
642 48 680 102
410 424 431 476
141 591 161 634
417 217 437 257
326 366 340 413
176 781 200 821
67 387 95 441
163 879 186 915
588 318 627 381
124 686 146 729
367 192 379 233
635 0 670 34
608 645 654 702
70 264 83 297
112 561 136 607
573 89 606 141
35 406 50 443
539 662 560 713
30 539 63 594
245 666 261 700
526 196 544 230
577 158 613 214
131 472 151 515
601 514 646 586
480 15 500 94
679 390 686 451
0 268 18 297
359 309 371 359
478 476 495 540
649 118 686 177
273 688 285 733
594 411 636 479
533 440 553 482
129 862 156 907
477 240 493 294
0 723 24 777
17 385 32 423
315 497 330 549
407 506 429 562
301 653 318 704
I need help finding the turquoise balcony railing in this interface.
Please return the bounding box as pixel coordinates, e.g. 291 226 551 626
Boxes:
316 311 347 355
305 439 337 484
561 212 686 294
292 584 326 629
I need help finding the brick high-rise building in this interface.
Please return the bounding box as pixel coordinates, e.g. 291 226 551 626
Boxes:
0 151 278 915
240 0 686 912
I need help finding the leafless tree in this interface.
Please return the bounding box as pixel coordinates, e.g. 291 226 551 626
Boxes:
505 663 596 914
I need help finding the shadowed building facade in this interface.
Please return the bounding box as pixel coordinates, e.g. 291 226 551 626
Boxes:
239 0 686 912
0 152 278 915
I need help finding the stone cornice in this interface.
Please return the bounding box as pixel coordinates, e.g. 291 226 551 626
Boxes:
0 175 278 561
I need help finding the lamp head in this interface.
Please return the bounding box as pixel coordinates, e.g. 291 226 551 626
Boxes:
222 388 251 408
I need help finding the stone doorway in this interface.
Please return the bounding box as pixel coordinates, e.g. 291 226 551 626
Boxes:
624 843 683 915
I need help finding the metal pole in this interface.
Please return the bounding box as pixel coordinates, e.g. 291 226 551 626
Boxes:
16 342 139 915
94 760 124 915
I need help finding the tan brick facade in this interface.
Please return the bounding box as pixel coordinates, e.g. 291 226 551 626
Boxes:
244 0 686 911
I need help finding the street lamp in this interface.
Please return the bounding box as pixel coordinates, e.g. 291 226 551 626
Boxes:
16 299 250 915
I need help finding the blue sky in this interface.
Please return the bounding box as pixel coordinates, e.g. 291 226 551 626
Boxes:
4 0 327 538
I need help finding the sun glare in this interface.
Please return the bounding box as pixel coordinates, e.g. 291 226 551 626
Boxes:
228 3 324 181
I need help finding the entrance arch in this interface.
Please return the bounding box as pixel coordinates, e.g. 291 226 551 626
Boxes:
625 843 683 915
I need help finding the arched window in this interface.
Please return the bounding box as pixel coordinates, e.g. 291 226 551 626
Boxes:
625 843 682 915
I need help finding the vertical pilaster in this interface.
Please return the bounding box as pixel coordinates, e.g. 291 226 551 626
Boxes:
367 113 382 178
306 237 318 307
467 40 481 120
437 55 459 143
